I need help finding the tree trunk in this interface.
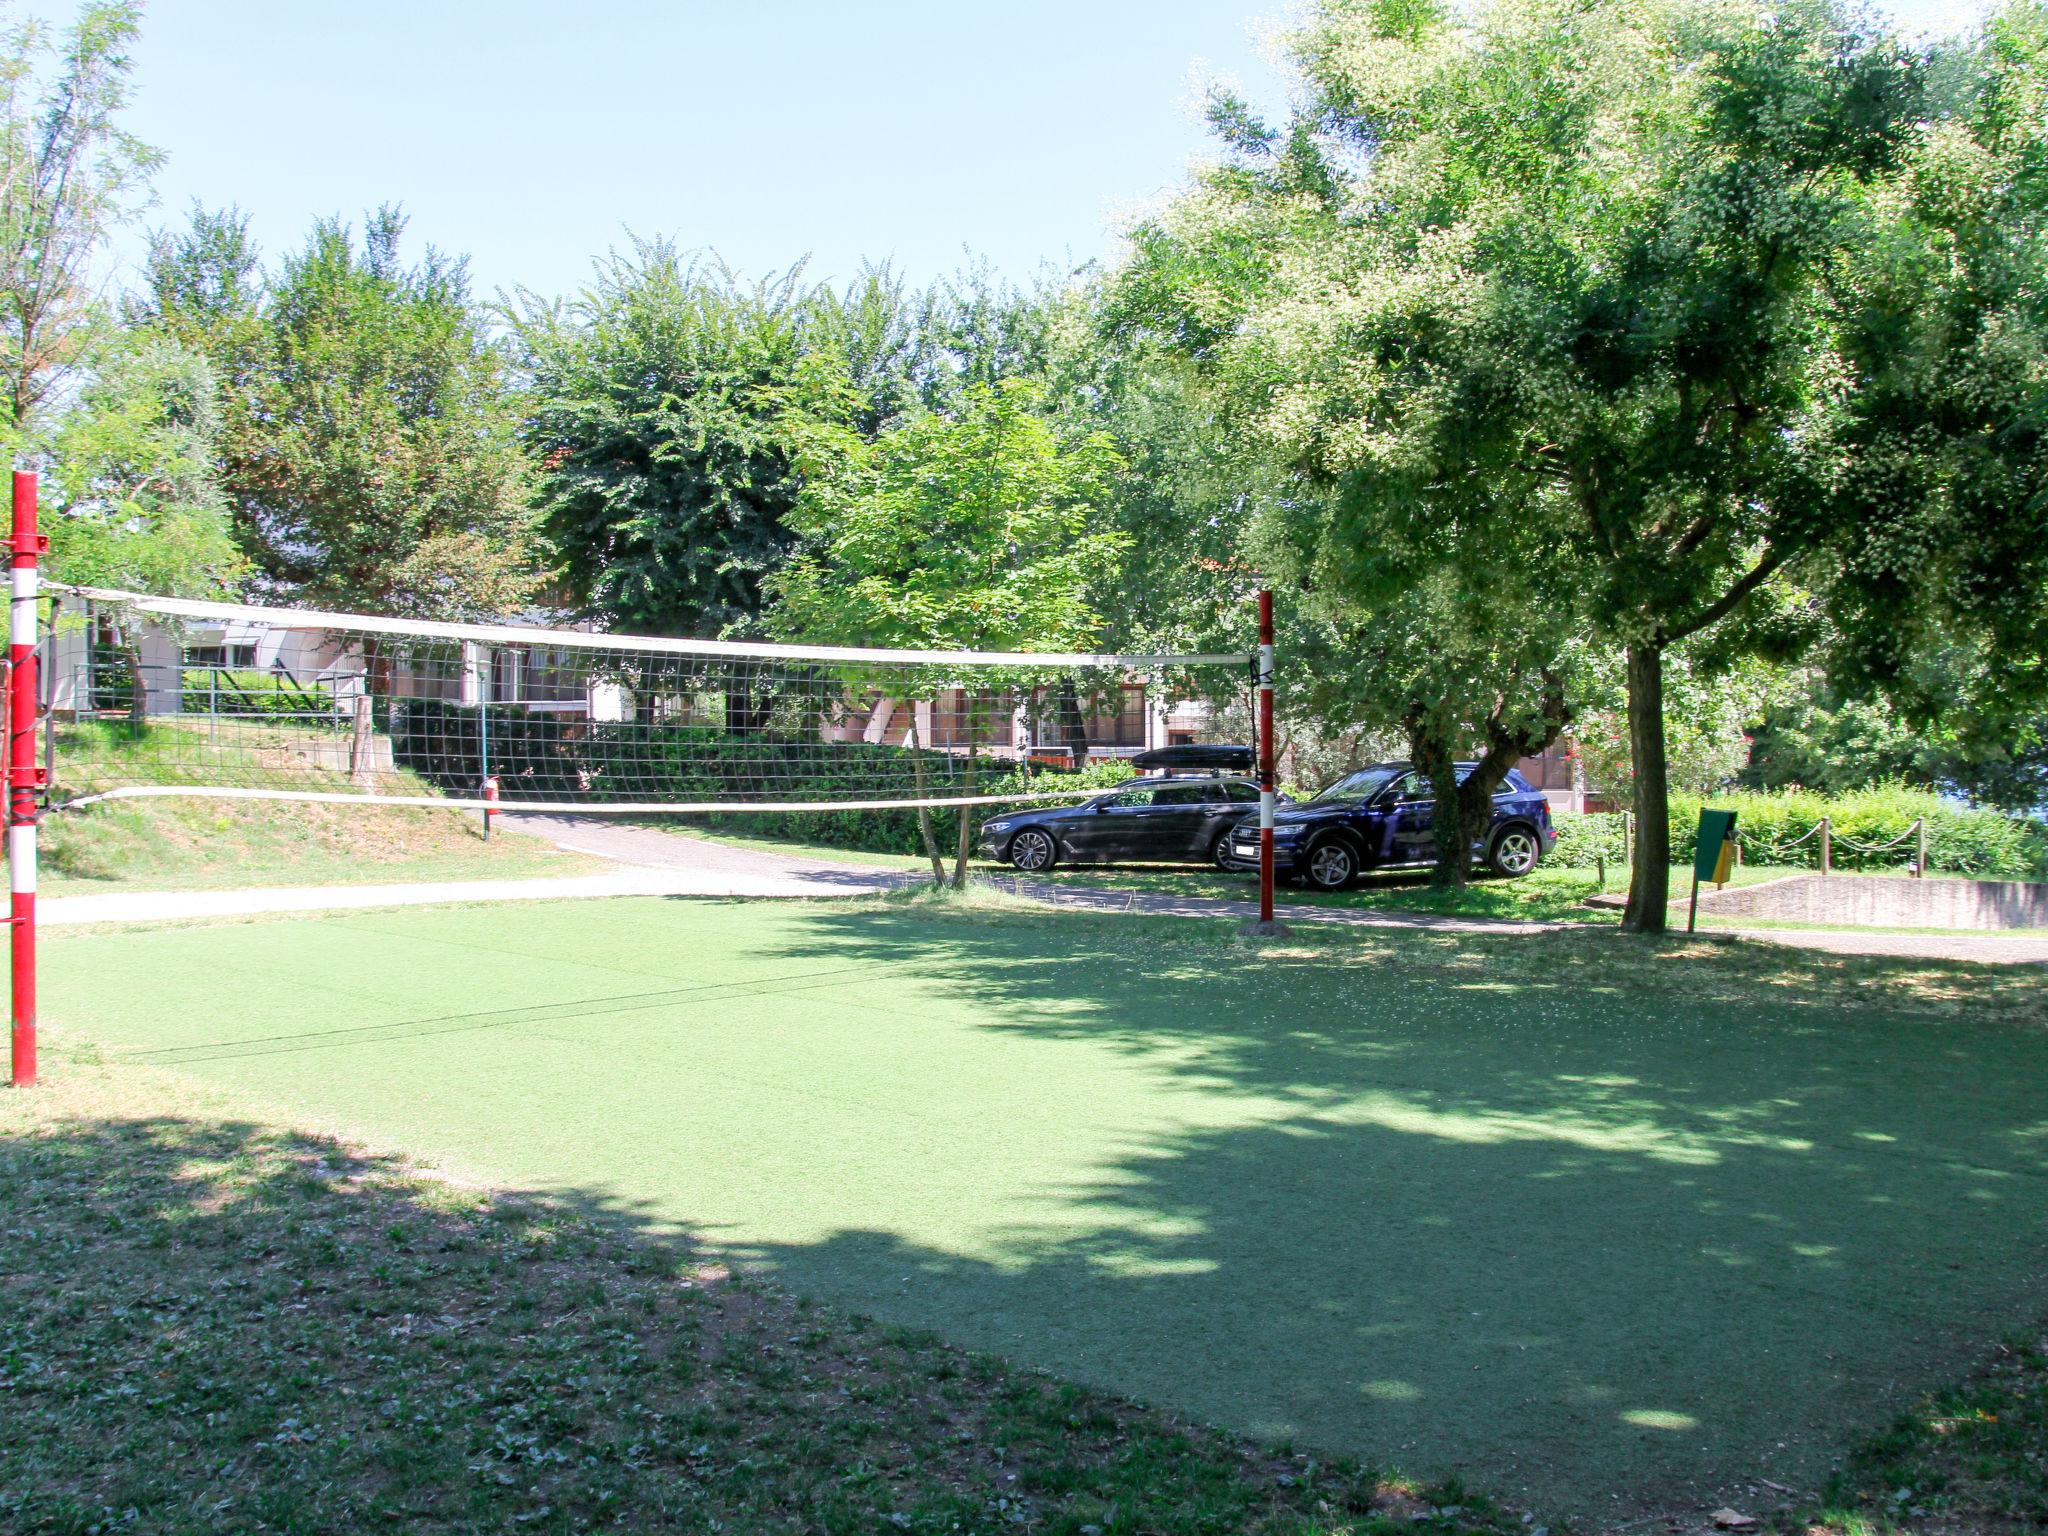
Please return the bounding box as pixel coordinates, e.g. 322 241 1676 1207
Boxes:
952 740 976 889
123 643 148 735
1453 672 1572 885
1621 640 1671 932
1057 681 1089 764
902 709 947 885
350 643 393 784
1408 711 1467 891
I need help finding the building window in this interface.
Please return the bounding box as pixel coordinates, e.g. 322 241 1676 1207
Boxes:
184 642 257 670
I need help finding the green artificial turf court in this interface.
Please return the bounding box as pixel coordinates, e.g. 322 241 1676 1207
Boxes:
37 896 2048 1515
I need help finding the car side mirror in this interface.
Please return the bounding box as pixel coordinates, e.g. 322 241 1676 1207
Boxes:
1094 802 1111 813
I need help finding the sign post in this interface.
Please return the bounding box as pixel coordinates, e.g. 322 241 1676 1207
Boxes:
1689 808 1738 934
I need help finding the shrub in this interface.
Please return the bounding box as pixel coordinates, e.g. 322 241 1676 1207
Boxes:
180 670 334 718
1547 812 1627 870
1551 786 2048 880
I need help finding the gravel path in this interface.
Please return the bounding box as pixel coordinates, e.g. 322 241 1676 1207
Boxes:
510 816 2048 964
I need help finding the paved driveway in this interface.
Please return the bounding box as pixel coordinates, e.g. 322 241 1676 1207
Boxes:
508 815 2048 964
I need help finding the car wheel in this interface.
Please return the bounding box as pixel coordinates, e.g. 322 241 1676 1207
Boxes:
1009 828 1057 873
1304 838 1357 891
1487 824 1542 878
1210 830 1239 871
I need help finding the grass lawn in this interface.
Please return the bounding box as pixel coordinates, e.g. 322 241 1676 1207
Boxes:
28 896 2048 1523
39 795 608 896
3 1062 1501 1536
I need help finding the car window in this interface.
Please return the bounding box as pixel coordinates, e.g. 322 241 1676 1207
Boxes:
1106 787 1154 808
1224 781 1260 803
1153 784 1214 806
1310 767 1402 804
1382 771 1433 802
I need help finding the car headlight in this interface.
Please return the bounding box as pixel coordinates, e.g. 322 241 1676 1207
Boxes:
1272 824 1305 840
984 820 1015 833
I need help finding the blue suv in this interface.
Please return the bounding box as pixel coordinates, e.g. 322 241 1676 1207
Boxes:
1226 761 1555 890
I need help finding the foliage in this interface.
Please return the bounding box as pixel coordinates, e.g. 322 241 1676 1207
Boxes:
511 245 834 639
704 758 1139 858
772 378 1127 656
771 376 1130 884
140 205 540 619
177 668 331 718
1570 644 1782 798
1747 659 2048 814
1545 812 1630 873
0 0 158 436
38 330 243 598
387 698 1139 859
1547 788 2048 879
1814 2 2048 802
1668 785 2048 878
1119 0 1983 928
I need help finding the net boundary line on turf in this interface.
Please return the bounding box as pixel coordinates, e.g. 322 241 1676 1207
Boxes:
49 584 1254 670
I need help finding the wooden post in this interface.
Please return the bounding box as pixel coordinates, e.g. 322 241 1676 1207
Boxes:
1819 816 1831 878
1915 817 1927 879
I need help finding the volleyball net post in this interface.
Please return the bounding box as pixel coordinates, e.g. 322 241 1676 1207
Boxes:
9 470 43 1088
1256 589 1276 926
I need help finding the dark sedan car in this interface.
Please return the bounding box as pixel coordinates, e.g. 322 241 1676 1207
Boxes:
1225 761 1555 890
979 775 1266 871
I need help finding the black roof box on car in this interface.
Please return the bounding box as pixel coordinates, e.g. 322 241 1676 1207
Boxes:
1130 743 1255 773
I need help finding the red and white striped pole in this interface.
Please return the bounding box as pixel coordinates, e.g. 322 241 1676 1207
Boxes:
482 773 499 840
9 470 44 1088
1257 589 1276 926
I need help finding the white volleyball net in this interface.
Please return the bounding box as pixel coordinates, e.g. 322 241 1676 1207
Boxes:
39 588 1256 815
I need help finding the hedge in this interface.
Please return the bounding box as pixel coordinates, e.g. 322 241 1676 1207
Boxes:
180 670 334 719
1547 786 2048 881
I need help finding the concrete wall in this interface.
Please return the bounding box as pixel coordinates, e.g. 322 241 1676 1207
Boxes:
1694 874 2048 931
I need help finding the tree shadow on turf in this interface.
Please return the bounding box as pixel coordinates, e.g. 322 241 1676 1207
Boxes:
3 1105 1468 1535
694 907 2048 1517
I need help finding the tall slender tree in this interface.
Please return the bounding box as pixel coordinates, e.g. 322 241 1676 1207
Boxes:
0 0 157 437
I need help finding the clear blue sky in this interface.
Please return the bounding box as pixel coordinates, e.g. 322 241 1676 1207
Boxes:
119 0 1293 301
119 0 1991 304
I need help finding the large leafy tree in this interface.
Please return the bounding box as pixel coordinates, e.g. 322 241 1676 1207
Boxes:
770 379 1128 886
1811 2 2048 812
1118 0 1971 928
510 244 829 640
140 205 540 621
0 0 157 438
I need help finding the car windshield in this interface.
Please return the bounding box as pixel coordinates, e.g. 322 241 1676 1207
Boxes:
1310 767 1404 805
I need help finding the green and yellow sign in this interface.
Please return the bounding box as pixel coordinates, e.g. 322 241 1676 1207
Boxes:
1695 808 1738 886
1689 808 1738 931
